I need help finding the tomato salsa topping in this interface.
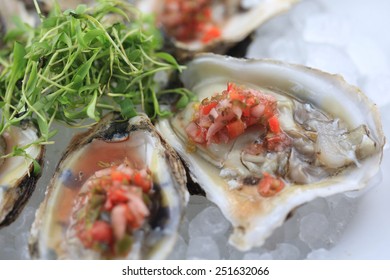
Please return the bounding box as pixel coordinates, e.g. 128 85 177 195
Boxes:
186 82 288 146
73 163 152 257
186 82 290 197
160 0 221 43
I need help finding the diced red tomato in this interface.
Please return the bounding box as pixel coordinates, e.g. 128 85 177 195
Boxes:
111 169 130 182
246 116 260 127
242 106 251 118
90 221 113 244
229 90 245 102
202 26 221 43
200 101 218 115
227 82 234 92
263 104 275 119
133 172 152 193
125 208 137 228
203 7 212 19
268 115 280 133
245 96 257 107
226 120 246 139
107 187 128 204
258 173 285 197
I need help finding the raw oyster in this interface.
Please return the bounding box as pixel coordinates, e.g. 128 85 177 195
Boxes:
30 113 188 259
0 120 44 227
137 0 299 60
157 54 385 250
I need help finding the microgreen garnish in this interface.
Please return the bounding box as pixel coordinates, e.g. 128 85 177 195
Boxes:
0 0 193 150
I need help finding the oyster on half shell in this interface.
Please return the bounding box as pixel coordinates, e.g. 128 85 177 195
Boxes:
157 54 385 251
137 0 299 60
0 120 44 227
30 114 188 259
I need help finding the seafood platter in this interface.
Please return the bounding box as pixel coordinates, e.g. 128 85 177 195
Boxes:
0 0 387 259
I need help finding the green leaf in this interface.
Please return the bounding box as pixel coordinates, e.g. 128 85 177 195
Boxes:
10 42 27 85
176 94 189 109
72 51 98 85
100 6 130 22
58 32 73 49
32 159 42 175
86 91 98 120
25 62 38 96
75 4 87 14
37 115 49 140
155 52 180 69
4 30 25 42
75 23 88 50
51 0 62 16
79 83 100 94
83 29 106 46
42 16 61 29
119 98 137 119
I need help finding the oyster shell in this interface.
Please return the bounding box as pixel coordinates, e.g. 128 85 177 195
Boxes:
0 120 44 227
157 54 385 250
30 114 188 259
137 0 299 60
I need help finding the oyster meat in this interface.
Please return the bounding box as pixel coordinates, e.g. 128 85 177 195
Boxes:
0 120 44 227
157 54 385 250
30 114 188 259
137 0 299 60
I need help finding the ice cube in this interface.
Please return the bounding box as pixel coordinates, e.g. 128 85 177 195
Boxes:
306 248 332 260
290 0 325 29
168 235 187 260
297 197 330 217
186 195 212 221
282 212 301 243
188 206 230 239
299 212 330 249
268 33 306 64
303 14 351 46
271 243 300 260
346 37 390 77
228 245 245 260
243 252 273 260
326 194 357 245
362 73 390 107
179 216 190 242
186 236 220 260
305 43 359 85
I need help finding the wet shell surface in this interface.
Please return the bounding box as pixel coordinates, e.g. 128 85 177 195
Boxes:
0 120 44 228
137 0 299 60
30 114 188 259
156 54 385 250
